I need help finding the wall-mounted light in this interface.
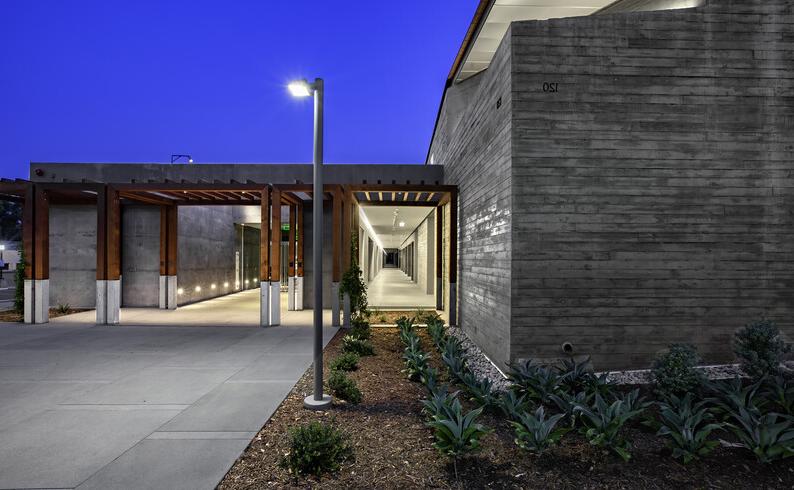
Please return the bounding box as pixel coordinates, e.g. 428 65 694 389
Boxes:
211 283 217 290
177 288 184 295
195 286 201 292
224 282 229 288
399 221 405 228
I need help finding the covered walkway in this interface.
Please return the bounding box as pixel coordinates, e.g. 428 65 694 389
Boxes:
367 269 436 309
51 289 287 327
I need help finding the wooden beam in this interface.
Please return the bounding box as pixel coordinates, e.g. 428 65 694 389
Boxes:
271 187 281 282
96 186 120 281
332 187 342 283
288 204 296 277
260 187 270 282
159 207 167 276
22 185 34 281
34 186 50 280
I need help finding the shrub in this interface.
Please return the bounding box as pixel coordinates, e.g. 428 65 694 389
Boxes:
727 408 794 463
511 406 569 455
656 393 722 464
56 303 71 314
342 335 374 356
349 316 371 340
651 344 704 397
280 421 353 476
763 375 794 416
329 352 360 372
574 390 646 462
734 319 790 379
327 370 362 404
396 315 414 332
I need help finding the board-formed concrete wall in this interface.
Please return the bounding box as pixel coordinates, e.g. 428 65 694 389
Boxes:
49 205 97 308
121 206 159 307
509 0 794 369
428 26 514 367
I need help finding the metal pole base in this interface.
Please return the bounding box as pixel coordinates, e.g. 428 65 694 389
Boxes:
303 394 332 410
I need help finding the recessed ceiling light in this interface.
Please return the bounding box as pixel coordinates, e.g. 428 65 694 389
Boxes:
399 222 405 227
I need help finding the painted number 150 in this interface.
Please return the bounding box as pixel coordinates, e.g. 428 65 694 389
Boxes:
543 82 558 93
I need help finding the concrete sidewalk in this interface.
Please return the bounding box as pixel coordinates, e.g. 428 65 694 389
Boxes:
0 309 335 490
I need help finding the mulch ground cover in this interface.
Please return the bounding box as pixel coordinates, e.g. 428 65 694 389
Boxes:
218 328 794 489
0 307 88 322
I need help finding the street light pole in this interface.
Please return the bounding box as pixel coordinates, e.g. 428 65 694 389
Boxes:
290 78 332 410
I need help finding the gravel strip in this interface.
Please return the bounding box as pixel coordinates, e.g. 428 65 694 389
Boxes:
445 326 748 389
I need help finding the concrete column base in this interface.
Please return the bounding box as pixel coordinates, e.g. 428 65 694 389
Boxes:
331 282 340 327
96 279 121 325
159 276 167 309
260 286 270 327
270 282 280 326
287 276 296 311
436 278 443 311
295 276 304 310
449 282 457 327
343 293 351 327
166 276 177 310
24 279 49 324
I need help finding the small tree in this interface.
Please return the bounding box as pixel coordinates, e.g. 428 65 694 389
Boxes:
14 244 24 314
339 228 367 316
734 319 790 379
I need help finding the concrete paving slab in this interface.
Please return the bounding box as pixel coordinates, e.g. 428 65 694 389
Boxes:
76 439 250 490
0 408 182 489
66 365 240 405
160 380 296 432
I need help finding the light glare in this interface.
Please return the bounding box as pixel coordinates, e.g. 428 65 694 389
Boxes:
288 80 312 97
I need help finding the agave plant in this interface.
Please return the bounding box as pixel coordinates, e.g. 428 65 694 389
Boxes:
426 398 491 477
557 357 594 392
421 385 460 421
459 370 498 410
574 392 646 461
427 318 447 350
510 406 569 454
656 393 722 464
549 390 592 428
706 376 765 419
498 390 532 421
507 360 562 405
762 375 794 416
399 324 419 347
584 371 616 399
726 407 794 463
617 388 652 413
402 347 431 381
396 315 414 334
441 337 469 383
422 366 441 394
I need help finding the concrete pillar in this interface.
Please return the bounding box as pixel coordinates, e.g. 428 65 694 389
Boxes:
24 279 49 324
343 293 351 327
296 276 304 310
331 282 340 326
96 279 120 325
270 281 280 325
288 276 296 311
260 285 270 327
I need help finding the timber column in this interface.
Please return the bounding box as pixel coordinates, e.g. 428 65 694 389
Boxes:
287 204 297 311
96 185 121 324
341 188 352 326
331 187 341 326
159 205 178 310
23 184 50 324
270 186 281 326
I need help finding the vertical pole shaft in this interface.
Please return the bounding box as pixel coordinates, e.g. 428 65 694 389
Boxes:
313 78 324 401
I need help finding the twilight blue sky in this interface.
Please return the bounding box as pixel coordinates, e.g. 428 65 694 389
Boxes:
0 1 477 178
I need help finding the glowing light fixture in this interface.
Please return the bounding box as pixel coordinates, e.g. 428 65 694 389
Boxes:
211 283 217 290
177 288 184 295
224 282 229 288
399 221 405 228
287 79 312 97
195 286 201 292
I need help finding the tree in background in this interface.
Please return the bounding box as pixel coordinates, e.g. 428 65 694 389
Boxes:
0 201 22 242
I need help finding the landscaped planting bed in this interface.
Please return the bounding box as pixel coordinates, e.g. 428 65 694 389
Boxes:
218 318 794 489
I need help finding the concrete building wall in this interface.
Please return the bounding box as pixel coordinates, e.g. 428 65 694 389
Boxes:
49 205 97 308
509 0 794 369
428 27 514 366
121 206 159 307
303 201 334 309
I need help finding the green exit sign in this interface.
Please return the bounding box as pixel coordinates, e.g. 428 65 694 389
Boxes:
281 224 290 231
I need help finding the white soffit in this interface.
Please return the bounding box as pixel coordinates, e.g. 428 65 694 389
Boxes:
360 206 435 249
456 0 616 82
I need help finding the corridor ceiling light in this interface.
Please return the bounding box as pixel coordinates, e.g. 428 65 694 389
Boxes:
288 79 312 97
177 288 184 295
245 279 250 285
211 283 217 290
224 282 229 288
399 221 405 228
195 286 201 292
